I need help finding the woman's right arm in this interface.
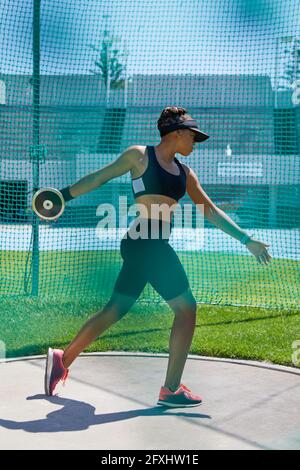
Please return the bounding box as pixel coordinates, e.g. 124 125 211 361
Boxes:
67 146 141 198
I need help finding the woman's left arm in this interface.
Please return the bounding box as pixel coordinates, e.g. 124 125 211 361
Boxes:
184 166 272 266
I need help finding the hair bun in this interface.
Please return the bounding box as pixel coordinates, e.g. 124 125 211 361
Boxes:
161 106 187 118
157 106 191 135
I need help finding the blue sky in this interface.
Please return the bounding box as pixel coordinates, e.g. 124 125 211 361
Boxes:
0 0 299 86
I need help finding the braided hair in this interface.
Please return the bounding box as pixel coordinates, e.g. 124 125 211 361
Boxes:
157 106 193 137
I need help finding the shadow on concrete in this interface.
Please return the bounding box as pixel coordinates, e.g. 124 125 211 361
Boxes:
0 394 211 433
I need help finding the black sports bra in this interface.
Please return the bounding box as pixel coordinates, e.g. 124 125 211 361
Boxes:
131 146 187 202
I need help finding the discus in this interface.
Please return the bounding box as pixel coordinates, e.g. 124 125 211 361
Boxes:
32 187 65 221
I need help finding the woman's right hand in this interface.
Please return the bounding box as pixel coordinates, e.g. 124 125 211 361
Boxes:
245 238 272 265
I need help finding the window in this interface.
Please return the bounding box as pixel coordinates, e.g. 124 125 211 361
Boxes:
97 108 126 153
0 180 28 222
274 108 298 155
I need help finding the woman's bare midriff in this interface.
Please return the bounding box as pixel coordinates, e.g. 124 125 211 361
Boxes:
130 146 180 224
134 194 178 222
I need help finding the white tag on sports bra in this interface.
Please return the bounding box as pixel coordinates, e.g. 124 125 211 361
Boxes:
132 177 145 193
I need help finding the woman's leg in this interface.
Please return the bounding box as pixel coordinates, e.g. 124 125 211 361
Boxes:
146 239 197 392
163 289 197 391
62 292 137 368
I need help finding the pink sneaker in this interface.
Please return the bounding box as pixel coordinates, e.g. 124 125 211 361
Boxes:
44 348 69 396
157 383 203 408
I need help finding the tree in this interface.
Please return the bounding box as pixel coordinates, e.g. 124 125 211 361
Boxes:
89 30 131 90
277 36 300 92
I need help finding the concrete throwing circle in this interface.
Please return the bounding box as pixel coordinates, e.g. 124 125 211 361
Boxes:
0 353 300 450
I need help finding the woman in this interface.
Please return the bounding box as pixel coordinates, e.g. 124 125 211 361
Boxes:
45 106 272 407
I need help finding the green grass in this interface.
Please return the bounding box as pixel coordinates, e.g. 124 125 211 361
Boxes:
1 296 299 368
1 249 299 366
1 250 299 309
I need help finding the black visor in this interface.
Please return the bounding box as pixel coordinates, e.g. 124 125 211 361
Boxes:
159 120 209 142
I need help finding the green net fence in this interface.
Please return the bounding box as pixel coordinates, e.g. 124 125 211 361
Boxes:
0 0 299 309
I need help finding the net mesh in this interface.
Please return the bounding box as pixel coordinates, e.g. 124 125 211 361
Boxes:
0 0 299 309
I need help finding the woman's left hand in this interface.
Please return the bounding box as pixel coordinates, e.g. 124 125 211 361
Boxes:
245 238 272 266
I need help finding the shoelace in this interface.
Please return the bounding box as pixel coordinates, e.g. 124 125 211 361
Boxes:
180 384 191 392
180 384 200 400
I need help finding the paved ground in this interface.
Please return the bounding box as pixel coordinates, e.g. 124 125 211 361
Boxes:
1 352 300 450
